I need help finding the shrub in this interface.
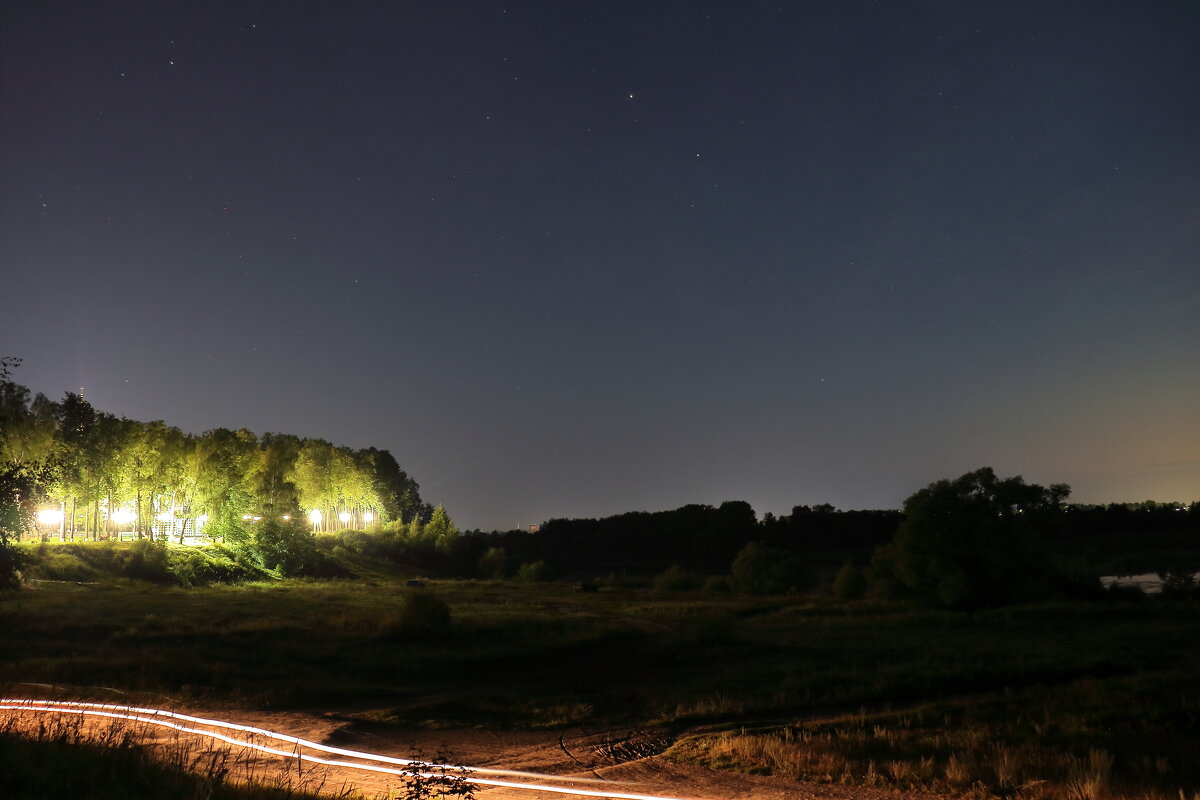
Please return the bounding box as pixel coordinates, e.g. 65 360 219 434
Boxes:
731 542 809 595
0 529 23 589
654 564 700 592
517 560 553 583
477 546 507 579
833 561 867 600
119 538 172 583
1159 569 1198 600
168 545 261 587
598 570 646 590
703 575 731 593
393 591 451 635
250 518 316 577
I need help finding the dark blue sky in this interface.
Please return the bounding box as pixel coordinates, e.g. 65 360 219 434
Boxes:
3 2 1198 529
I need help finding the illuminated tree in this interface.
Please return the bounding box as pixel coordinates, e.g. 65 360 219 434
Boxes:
195 428 259 543
425 505 459 552
254 433 302 517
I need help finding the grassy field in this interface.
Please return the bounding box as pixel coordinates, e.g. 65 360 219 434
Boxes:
2 542 1198 799
0 710 334 800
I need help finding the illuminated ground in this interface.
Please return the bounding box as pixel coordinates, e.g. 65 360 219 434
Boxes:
0 699 945 800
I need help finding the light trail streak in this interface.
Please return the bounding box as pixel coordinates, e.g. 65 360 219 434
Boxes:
0 699 699 800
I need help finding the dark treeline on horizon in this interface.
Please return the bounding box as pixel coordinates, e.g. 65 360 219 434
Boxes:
464 498 1200 579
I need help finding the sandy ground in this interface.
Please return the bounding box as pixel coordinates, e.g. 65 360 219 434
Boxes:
0 702 949 800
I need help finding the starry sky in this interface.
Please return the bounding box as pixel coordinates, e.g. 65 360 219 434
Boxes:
2 2 1198 529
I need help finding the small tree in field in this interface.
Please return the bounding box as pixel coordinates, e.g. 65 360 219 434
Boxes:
832 561 867 600
251 517 315 576
869 467 1069 609
477 546 506 579
731 542 808 594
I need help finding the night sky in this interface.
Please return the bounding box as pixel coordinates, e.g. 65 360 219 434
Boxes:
2 2 1198 530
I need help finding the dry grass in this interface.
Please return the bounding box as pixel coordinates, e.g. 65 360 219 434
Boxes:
0 710 350 799
669 680 1200 800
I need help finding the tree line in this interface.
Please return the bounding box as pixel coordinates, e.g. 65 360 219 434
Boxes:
0 361 430 546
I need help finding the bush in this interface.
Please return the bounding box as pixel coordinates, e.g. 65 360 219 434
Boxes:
702 575 731 593
654 564 700 592
477 546 507 579
598 570 646 590
731 542 809 595
833 561 867 600
1159 569 1198 600
393 591 451 635
250 518 316 577
119 538 172 583
0 529 23 589
168 545 261 587
517 560 553 583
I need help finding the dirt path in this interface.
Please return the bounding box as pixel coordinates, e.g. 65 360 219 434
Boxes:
0 700 948 800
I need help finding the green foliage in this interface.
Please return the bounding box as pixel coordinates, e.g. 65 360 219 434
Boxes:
654 564 701 591
168 544 263 586
477 546 506 579
517 560 553 583
425 505 459 552
869 467 1069 609
250 518 316 577
0 530 23 589
120 538 172 583
731 541 808 594
0 375 434 548
832 561 867 600
391 591 451 635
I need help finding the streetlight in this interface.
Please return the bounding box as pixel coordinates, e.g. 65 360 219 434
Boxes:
37 508 63 541
111 508 135 540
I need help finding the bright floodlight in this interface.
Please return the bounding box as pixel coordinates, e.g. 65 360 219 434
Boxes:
37 509 63 525
281 514 291 521
362 512 374 523
111 509 135 525
308 509 322 524
338 511 351 523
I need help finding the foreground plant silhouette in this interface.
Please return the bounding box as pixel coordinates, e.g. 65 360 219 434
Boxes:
397 754 476 800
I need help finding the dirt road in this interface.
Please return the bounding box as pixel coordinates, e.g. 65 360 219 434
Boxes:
0 699 945 800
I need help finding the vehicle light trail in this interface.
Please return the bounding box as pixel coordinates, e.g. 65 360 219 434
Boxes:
0 699 699 800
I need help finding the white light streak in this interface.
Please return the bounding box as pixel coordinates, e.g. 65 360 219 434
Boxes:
0 699 697 800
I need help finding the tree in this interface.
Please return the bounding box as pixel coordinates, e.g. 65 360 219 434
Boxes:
365 447 424 524
832 561 867 600
195 428 259 543
869 467 1070 609
425 505 458 552
253 433 302 517
251 517 316 576
477 546 506 579
731 541 808 594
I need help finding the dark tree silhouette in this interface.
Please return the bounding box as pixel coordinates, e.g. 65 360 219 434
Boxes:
869 467 1070 608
